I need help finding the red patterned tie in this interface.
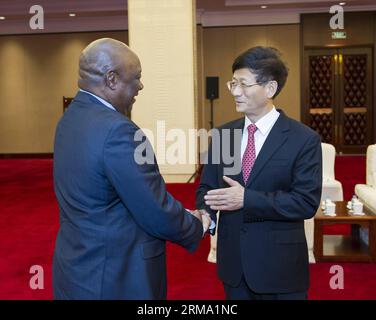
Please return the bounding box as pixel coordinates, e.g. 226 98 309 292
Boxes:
242 124 258 184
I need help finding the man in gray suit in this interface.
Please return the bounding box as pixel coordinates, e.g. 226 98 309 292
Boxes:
53 38 210 299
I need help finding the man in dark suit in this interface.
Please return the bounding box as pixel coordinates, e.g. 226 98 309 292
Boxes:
53 38 210 300
196 47 322 300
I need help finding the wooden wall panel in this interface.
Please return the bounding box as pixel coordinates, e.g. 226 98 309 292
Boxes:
202 24 300 129
0 31 128 153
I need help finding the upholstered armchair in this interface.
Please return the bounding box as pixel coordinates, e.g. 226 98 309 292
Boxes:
354 144 376 245
355 144 376 213
305 143 343 263
320 143 344 202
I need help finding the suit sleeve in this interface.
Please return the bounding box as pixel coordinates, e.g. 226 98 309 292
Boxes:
243 133 322 222
103 121 203 253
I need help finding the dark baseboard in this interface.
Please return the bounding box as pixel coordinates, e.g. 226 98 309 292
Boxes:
0 153 53 159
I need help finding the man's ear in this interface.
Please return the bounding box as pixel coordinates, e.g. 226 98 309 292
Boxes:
105 70 117 90
266 80 278 98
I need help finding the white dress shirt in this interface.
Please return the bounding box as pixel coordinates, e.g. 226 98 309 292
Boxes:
79 89 117 111
241 107 280 161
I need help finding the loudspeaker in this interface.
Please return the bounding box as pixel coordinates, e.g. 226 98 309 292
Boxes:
206 76 219 100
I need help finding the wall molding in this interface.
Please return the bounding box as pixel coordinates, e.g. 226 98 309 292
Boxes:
1 5 376 35
198 6 376 27
0 154 53 159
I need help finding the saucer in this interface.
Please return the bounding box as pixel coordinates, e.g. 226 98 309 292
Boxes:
348 210 365 216
323 211 336 216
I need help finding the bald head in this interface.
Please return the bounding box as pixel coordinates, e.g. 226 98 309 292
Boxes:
79 38 134 88
77 38 143 115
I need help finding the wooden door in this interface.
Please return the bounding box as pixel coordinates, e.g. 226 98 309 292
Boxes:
303 47 373 154
338 48 372 154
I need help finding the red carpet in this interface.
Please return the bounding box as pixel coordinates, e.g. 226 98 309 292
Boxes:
0 157 375 300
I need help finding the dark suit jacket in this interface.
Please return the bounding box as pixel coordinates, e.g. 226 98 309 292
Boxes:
196 110 322 294
53 91 203 300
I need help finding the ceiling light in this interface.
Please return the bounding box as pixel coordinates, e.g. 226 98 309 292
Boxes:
69 13 76 17
261 5 267 9
0 16 5 20
339 2 346 5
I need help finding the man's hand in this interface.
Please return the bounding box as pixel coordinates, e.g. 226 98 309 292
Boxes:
188 209 202 222
199 209 211 233
187 209 211 234
204 176 244 211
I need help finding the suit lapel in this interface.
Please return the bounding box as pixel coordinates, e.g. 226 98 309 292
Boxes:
246 110 290 187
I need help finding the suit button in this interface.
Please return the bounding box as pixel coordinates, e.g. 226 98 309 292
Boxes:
241 227 247 233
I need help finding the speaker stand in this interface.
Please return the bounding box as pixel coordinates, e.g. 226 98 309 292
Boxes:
187 98 214 183
209 98 214 130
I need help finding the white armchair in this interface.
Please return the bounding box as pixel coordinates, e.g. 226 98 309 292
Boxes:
305 143 344 263
353 144 376 245
320 143 344 202
355 144 376 212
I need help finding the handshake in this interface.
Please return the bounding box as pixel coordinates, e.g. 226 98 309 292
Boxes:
187 209 212 235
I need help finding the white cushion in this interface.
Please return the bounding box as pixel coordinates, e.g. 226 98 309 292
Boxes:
322 143 336 181
366 145 376 187
355 184 376 213
304 218 316 263
322 180 344 201
320 143 343 201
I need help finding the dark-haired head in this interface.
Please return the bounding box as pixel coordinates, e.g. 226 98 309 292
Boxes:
232 46 288 98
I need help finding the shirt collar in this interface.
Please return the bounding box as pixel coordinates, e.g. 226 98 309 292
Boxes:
244 106 279 136
79 89 117 111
